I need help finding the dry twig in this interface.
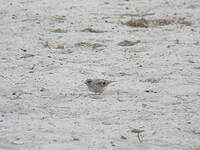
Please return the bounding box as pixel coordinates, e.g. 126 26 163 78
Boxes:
118 40 140 46
131 129 144 143
125 18 191 28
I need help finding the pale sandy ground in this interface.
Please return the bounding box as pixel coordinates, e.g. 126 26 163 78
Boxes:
0 0 200 150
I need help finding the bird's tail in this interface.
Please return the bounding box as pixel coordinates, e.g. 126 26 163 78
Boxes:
108 81 117 84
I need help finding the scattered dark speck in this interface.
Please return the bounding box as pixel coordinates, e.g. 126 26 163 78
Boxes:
110 141 115 146
52 139 57 142
194 66 200 69
188 60 195 63
20 48 27 52
139 65 143 67
40 88 45 92
29 71 34 73
72 137 79 141
120 135 127 140
145 89 157 93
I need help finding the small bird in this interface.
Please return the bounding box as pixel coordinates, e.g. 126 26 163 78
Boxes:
85 79 115 94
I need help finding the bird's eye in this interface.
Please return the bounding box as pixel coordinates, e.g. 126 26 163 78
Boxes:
102 82 106 85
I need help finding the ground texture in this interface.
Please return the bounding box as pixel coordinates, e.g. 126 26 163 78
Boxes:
0 0 200 150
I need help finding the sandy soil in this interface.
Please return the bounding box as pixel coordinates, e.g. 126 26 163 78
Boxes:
0 0 200 150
